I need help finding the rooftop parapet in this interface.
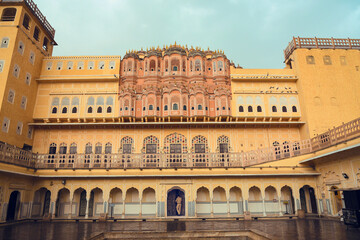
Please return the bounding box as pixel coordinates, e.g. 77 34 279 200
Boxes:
284 37 360 60
0 0 55 39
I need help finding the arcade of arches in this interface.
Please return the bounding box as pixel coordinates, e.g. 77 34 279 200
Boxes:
0 174 325 221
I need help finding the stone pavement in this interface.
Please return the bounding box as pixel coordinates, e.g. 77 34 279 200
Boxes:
0 219 359 240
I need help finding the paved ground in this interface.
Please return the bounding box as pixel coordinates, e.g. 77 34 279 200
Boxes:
0 219 359 240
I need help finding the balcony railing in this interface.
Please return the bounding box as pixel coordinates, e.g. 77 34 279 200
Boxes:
284 37 360 60
1 117 360 170
0 0 55 38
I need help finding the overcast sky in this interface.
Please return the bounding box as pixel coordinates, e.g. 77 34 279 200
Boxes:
34 0 359 69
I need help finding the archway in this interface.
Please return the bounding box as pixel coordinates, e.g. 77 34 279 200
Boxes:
6 191 20 221
32 188 50 217
331 186 342 215
213 186 227 215
72 188 86 217
167 188 185 216
229 187 243 215
281 186 294 214
196 187 210 216
142 187 156 216
300 185 318 214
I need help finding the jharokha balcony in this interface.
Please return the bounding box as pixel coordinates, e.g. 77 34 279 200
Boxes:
1 117 360 170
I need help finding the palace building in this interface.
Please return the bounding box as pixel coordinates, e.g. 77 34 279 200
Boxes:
0 0 360 222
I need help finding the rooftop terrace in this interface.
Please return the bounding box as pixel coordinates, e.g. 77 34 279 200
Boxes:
0 0 55 39
284 37 360 60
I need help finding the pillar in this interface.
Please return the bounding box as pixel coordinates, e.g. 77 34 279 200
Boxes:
85 198 89 219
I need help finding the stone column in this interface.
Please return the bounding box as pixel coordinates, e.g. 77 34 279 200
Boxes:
85 198 89 219
262 197 266 216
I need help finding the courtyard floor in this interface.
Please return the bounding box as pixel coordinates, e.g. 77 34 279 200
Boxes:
0 218 359 240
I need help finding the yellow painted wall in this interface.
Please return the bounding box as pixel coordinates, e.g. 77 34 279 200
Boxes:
0 4 54 148
290 48 360 138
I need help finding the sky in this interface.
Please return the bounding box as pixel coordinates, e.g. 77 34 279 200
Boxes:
34 0 360 69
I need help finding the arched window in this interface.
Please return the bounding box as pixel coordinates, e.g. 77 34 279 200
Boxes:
48 143 57 154
248 106 253 112
96 96 104 105
198 105 202 110
164 105 168 111
97 106 102 113
95 143 102 154
33 27 40 41
71 97 79 105
173 103 178 110
173 66 178 71
239 106 244 112
183 105 187 110
282 106 287 112
69 143 77 154
1 8 17 21
222 106 225 110
62 107 67 114
59 143 67 154
272 106 277 112
143 107 146 111
143 135 159 154
72 107 77 113
292 106 297 112
106 97 113 105
257 106 262 112
195 60 201 71
120 136 134 154
105 142 112 154
107 106 112 113
87 97 94 105
52 107 57 114
52 97 60 106
149 105 153 110
88 107 93 113
22 14 30 29
85 143 92 154
61 97 70 106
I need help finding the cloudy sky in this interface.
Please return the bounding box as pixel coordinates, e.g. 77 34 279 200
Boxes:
34 0 359 69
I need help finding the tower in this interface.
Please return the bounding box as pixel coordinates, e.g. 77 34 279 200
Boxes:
0 0 56 149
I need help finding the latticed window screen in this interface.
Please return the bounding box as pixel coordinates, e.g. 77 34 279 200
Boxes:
143 135 159 154
59 143 67 154
120 136 134 154
95 143 102 154
85 143 92 154
192 135 209 153
105 143 112 154
217 135 230 153
49 143 57 154
164 133 187 154
69 143 77 154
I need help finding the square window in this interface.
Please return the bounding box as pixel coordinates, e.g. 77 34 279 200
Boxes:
67 61 73 70
0 60 4 72
21 96 27 109
25 72 31 85
56 61 63 70
29 51 35 65
340 56 347 66
77 61 84 70
7 89 15 104
109 61 115 69
27 126 33 139
1 37 9 48
2 117 10 133
18 41 25 55
13 64 20 78
46 61 52 70
306 55 315 64
16 121 23 135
